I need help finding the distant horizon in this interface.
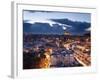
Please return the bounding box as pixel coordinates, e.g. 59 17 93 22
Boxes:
23 10 91 35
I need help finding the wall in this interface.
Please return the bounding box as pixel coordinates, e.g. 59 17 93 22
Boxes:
0 0 100 80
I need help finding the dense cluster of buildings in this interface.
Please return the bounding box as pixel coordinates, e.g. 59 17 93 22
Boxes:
23 33 91 69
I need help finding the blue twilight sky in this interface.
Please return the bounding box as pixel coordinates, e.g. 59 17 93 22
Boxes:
23 10 91 23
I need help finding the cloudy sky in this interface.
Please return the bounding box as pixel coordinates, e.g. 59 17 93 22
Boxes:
23 10 91 35
23 10 91 23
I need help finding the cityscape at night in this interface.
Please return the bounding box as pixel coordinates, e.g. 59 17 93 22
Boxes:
23 10 91 69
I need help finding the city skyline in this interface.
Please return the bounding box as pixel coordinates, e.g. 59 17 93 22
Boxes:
23 10 91 69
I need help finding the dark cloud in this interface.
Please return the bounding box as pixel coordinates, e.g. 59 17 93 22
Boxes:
23 18 91 35
51 18 91 35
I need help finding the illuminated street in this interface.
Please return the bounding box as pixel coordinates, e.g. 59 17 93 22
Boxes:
23 10 91 69
23 34 90 69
